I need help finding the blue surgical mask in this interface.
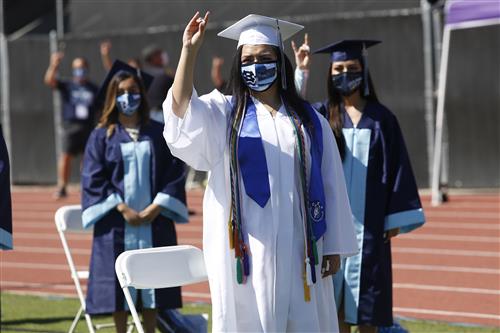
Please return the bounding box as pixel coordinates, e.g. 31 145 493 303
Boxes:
331 72 363 96
241 61 278 92
116 93 141 116
73 68 88 79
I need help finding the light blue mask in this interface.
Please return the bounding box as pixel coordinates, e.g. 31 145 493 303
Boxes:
73 68 88 79
116 93 141 116
241 61 278 92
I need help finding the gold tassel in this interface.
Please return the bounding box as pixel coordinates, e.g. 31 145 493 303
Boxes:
228 222 234 249
303 267 311 302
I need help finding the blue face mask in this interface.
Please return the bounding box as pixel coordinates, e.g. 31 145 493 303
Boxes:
241 61 278 92
332 72 363 96
73 68 88 79
116 93 141 116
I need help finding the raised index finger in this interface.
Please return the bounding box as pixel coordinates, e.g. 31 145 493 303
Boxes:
304 33 309 46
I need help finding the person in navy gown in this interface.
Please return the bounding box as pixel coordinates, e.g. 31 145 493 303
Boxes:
0 125 12 250
294 38 426 333
81 63 188 333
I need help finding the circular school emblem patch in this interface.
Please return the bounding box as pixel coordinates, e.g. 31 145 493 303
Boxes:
309 201 324 222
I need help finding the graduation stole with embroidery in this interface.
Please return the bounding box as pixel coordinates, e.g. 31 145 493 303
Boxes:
227 96 327 301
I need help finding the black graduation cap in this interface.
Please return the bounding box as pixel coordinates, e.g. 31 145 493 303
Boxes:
314 39 381 95
313 39 380 61
95 59 154 107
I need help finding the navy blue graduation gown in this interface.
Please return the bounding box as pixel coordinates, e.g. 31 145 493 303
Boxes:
315 101 425 326
81 120 188 315
0 126 12 250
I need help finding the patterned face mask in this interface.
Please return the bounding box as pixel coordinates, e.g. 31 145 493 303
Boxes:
116 93 141 116
240 61 278 92
331 71 363 96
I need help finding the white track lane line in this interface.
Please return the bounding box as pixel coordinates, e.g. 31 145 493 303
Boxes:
4 255 498 276
2 282 212 300
4 246 90 254
182 292 211 299
6 245 498 259
10 233 203 245
424 222 500 230
1 281 76 290
394 283 500 295
394 307 500 320
393 263 500 275
399 233 500 243
422 202 499 209
393 247 500 257
13 232 91 240
1 262 87 271
424 211 499 219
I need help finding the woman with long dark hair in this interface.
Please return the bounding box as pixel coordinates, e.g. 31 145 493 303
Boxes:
294 39 426 333
81 63 188 333
163 13 357 332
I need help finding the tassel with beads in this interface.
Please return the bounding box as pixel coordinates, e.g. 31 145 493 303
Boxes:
236 258 243 284
305 258 313 286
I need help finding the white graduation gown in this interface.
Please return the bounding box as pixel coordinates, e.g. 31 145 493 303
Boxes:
163 88 358 332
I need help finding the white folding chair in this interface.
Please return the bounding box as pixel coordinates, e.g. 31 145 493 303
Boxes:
55 205 133 333
115 245 208 333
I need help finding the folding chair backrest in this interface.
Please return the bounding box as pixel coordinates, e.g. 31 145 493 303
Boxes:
55 204 91 233
115 245 207 290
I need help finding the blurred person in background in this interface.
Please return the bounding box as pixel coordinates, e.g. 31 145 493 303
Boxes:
44 52 98 199
294 37 425 333
100 40 141 71
0 125 12 250
81 62 188 333
210 55 228 93
142 44 174 123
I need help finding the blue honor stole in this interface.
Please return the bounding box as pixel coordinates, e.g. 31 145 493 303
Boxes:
237 98 326 240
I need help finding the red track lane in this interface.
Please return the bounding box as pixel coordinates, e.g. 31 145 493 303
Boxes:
1 188 499 328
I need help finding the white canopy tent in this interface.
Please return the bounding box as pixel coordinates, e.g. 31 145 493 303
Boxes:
431 0 500 205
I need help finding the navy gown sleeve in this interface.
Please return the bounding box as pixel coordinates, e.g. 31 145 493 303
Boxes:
0 128 12 250
152 134 189 223
384 115 425 234
81 129 124 228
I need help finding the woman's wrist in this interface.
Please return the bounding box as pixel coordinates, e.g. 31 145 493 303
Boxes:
181 44 200 59
116 203 128 213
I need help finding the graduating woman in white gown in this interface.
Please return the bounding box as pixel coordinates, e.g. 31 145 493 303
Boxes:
163 12 358 332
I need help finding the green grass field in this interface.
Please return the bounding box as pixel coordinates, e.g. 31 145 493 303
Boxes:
1 293 498 333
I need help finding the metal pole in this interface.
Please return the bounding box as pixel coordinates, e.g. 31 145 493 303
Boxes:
49 30 63 174
56 0 64 38
432 5 450 193
431 25 451 206
0 0 12 176
421 0 436 189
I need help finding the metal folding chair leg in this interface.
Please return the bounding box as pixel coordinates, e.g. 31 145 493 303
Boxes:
68 305 83 333
122 286 145 333
67 305 96 333
85 313 96 333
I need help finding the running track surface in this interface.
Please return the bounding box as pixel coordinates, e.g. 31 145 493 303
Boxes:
1 188 499 327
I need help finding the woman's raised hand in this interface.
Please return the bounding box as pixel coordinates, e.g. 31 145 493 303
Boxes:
291 33 311 70
172 11 210 118
183 11 210 53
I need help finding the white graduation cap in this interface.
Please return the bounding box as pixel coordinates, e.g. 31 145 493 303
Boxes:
218 14 304 48
217 14 303 89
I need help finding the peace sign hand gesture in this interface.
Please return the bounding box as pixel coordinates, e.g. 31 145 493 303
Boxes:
183 11 210 53
291 33 311 70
